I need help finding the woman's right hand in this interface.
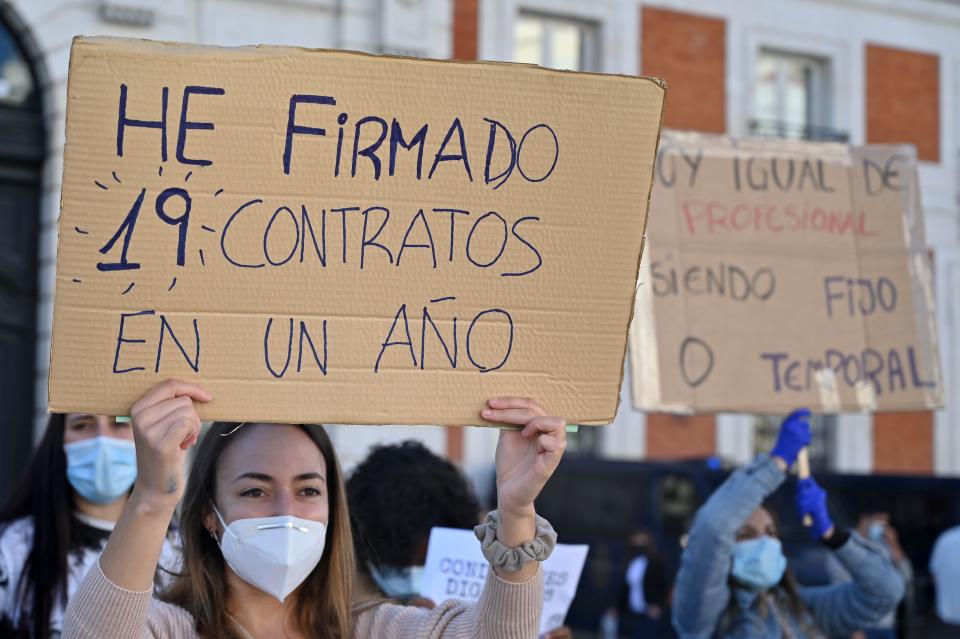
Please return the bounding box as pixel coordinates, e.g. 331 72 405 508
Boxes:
129 379 212 506
769 407 811 469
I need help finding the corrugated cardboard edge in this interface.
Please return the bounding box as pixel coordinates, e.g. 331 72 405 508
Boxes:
48 36 88 415
595 79 668 427
73 35 670 89
50 36 668 424
900 146 946 409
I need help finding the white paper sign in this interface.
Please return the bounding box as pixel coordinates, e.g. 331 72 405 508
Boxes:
421 527 589 636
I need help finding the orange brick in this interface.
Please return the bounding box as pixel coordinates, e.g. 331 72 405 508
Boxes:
873 411 934 474
641 6 726 133
646 413 716 460
866 44 940 163
453 0 479 61
445 426 464 463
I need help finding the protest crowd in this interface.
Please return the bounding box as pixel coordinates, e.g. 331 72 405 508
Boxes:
5 401 960 639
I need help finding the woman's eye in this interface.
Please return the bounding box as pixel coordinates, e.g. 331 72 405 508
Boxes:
300 487 321 497
240 488 265 498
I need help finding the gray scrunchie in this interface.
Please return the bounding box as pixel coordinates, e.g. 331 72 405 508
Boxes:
474 510 558 573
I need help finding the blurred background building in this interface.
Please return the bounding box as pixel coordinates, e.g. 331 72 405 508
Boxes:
0 0 958 495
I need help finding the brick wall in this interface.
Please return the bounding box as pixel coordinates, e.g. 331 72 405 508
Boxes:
866 43 940 162
453 0 479 61
645 414 716 460
641 6 726 133
873 411 934 474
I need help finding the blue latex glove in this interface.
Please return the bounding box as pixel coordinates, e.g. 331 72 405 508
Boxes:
797 477 834 540
769 408 812 468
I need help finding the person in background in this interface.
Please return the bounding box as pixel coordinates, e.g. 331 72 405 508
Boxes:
929 522 960 637
854 506 913 639
62 381 567 639
346 440 481 607
610 529 670 638
0 413 178 638
347 440 576 639
672 408 905 639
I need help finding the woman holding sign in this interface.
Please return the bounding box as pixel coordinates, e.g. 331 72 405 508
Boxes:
0 413 179 639
672 409 904 639
62 380 565 639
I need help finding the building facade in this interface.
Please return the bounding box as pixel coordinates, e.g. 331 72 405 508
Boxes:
0 0 957 492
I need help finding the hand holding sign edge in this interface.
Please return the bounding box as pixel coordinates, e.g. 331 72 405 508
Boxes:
483 396 567 582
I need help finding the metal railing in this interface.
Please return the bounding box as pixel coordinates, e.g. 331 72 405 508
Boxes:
749 119 850 143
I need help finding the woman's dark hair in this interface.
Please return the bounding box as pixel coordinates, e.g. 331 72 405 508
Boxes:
719 503 824 638
161 422 355 639
346 440 480 571
0 414 74 639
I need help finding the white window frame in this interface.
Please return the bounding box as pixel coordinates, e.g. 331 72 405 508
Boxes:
754 48 832 131
513 10 600 71
479 0 637 75
738 27 851 140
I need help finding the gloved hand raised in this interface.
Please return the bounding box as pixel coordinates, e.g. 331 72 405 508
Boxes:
770 408 811 469
797 477 835 540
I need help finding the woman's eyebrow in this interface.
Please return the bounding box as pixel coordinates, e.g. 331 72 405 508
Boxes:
234 472 273 483
294 472 326 483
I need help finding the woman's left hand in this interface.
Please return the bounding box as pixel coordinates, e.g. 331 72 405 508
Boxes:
483 397 567 517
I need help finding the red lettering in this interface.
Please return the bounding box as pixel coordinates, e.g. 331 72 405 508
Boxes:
857 211 878 237
731 204 750 231
706 202 729 233
682 200 705 235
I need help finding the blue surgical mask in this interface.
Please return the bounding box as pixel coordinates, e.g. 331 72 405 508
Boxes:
731 536 787 591
64 436 137 504
868 522 886 543
368 563 424 600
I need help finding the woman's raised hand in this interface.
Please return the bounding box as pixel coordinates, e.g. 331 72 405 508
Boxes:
129 379 211 506
484 397 567 517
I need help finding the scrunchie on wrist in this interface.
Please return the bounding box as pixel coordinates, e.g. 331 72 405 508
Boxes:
474 510 558 573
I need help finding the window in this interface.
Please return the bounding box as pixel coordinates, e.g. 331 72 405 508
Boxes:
752 49 844 141
753 414 837 472
513 12 599 72
0 24 34 107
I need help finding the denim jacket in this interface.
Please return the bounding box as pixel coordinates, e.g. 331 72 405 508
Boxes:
672 455 905 639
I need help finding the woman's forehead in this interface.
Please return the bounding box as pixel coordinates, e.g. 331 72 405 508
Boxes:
218 424 326 476
744 507 776 530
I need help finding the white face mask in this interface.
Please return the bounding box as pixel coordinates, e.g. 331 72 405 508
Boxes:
212 505 327 603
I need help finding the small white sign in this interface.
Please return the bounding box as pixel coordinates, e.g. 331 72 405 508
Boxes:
421 527 589 637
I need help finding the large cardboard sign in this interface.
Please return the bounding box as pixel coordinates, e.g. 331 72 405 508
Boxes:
50 37 664 425
421 527 588 637
631 131 943 413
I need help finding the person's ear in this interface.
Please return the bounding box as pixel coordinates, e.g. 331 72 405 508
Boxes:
202 502 219 539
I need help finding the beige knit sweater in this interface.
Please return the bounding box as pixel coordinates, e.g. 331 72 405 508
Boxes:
63 560 543 639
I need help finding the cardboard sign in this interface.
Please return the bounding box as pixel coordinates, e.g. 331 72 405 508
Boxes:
421 527 589 636
631 131 943 413
49 37 665 425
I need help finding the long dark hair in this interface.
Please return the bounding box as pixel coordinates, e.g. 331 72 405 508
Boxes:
161 422 355 639
0 414 72 639
719 504 823 638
